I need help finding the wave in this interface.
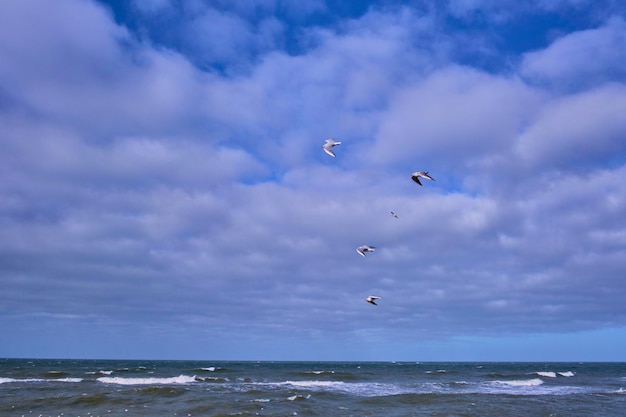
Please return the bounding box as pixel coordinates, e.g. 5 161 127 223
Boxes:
194 376 230 383
280 380 345 388
287 394 311 401
303 370 335 375
0 377 83 384
86 370 114 375
194 366 228 373
534 371 575 378
97 375 196 385
492 378 544 387
45 370 68 376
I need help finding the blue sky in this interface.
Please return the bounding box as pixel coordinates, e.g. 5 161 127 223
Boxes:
1 0 625 361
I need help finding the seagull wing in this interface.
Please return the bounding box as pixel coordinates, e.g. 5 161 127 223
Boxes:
322 146 336 157
412 174 423 185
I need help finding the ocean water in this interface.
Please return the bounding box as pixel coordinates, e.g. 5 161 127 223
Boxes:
1 359 625 416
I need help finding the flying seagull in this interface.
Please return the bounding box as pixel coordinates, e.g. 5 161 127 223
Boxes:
322 139 341 157
356 245 376 257
411 171 435 186
365 296 382 305
390 211 398 218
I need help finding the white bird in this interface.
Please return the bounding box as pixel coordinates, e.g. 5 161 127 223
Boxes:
365 295 382 305
322 139 341 157
390 211 398 218
411 171 435 186
356 245 376 257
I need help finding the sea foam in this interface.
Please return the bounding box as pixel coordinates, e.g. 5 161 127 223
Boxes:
536 372 557 378
97 375 196 385
282 380 344 388
494 378 544 387
0 377 82 384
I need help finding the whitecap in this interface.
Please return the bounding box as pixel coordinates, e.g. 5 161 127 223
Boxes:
558 371 575 377
56 378 83 383
252 399 270 403
86 370 113 375
97 375 196 385
306 370 334 375
287 394 311 401
0 377 82 384
0 378 17 384
283 380 344 388
201 367 216 372
493 378 544 387
536 372 557 378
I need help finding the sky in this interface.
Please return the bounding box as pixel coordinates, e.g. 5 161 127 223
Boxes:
1 0 625 362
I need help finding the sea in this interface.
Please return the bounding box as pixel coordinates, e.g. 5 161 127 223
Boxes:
1 359 625 417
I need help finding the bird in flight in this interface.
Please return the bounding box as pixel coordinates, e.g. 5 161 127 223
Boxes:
322 139 342 157
390 211 398 218
411 171 435 186
365 295 382 305
356 245 376 257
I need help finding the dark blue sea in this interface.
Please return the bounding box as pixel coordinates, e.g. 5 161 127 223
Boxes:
1 359 625 416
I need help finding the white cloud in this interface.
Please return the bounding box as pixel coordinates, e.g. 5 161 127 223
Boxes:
514 83 626 169
372 66 543 174
521 16 626 90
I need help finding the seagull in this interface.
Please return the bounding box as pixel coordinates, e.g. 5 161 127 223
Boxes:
356 245 376 257
411 171 435 186
390 211 398 218
365 296 382 305
322 139 341 157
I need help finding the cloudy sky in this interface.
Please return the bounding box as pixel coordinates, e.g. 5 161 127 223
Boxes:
1 0 625 361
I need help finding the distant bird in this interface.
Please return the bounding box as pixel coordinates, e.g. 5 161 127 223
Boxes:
365 295 382 305
356 245 376 257
322 139 341 157
411 171 435 186
390 211 398 218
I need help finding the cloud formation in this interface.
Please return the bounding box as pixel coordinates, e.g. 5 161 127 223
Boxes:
0 0 625 360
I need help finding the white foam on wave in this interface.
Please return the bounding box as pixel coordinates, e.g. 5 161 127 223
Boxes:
86 370 113 375
57 377 83 383
281 380 344 388
536 372 557 378
558 371 575 377
97 375 196 385
201 367 216 372
0 378 18 384
287 394 311 401
306 370 334 375
0 377 82 384
260 380 406 397
493 378 544 387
